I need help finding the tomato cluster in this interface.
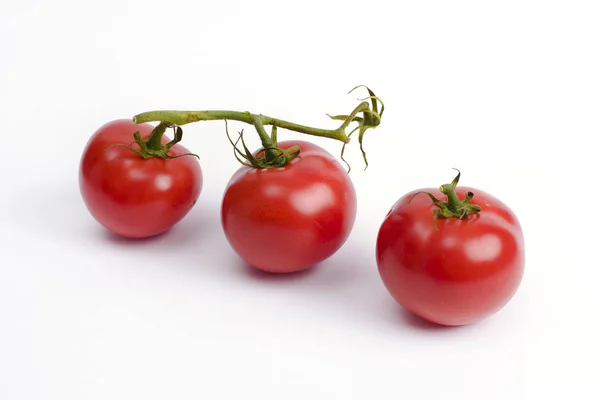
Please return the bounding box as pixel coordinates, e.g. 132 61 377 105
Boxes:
78 91 525 327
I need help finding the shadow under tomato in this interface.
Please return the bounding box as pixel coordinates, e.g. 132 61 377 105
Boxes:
241 262 322 283
397 308 463 331
99 201 219 251
103 228 171 245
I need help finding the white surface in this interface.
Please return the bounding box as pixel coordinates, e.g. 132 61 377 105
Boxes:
1 0 598 398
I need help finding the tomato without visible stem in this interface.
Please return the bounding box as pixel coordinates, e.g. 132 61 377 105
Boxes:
376 183 525 326
221 140 357 273
79 119 203 238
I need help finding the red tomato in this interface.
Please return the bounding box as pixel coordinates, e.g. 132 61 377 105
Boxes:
221 140 357 273
376 177 525 326
79 119 203 238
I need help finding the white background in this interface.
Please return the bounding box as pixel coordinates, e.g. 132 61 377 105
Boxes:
1 0 598 398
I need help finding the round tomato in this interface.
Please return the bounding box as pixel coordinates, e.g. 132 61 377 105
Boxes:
79 119 203 238
375 172 525 326
221 140 357 273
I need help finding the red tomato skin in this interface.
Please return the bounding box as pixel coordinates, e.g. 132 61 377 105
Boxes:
221 140 357 273
79 119 203 238
376 187 525 326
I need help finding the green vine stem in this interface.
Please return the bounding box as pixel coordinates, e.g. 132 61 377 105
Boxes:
131 86 384 170
134 110 349 141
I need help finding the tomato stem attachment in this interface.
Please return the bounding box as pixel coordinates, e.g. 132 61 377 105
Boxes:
105 122 199 160
409 169 481 230
131 86 384 170
223 121 300 169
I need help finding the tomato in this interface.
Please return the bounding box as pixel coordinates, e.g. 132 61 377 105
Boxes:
375 172 525 326
79 119 203 238
221 140 357 273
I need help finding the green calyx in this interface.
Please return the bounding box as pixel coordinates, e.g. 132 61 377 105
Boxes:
106 122 199 160
410 169 481 230
224 119 300 169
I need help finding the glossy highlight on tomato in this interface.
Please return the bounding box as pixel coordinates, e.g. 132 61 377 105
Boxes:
79 119 203 238
376 182 525 326
221 140 357 273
